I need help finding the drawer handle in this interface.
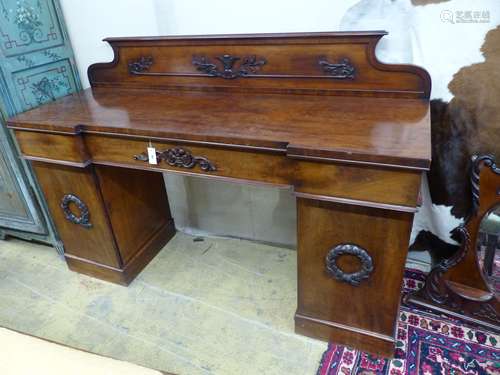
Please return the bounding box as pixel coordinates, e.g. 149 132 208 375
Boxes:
134 147 216 172
325 244 373 286
60 194 92 229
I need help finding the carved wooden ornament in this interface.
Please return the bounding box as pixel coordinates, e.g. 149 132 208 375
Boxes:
60 194 92 228
134 147 216 172
325 243 374 286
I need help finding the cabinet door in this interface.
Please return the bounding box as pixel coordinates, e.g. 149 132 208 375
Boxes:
0 0 80 235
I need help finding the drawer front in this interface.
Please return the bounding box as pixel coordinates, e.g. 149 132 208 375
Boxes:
84 134 421 208
85 134 290 184
294 159 422 209
15 130 89 165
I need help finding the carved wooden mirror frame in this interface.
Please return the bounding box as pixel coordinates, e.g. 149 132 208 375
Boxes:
408 155 500 332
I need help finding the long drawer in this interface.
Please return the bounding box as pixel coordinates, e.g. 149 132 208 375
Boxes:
14 130 422 209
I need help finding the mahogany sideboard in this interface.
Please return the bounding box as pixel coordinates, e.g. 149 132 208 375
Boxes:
7 31 431 357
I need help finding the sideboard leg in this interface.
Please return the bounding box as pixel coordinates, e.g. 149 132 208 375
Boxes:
31 162 175 285
295 197 414 357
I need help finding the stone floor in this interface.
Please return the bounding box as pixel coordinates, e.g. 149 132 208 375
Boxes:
0 233 326 375
0 327 164 374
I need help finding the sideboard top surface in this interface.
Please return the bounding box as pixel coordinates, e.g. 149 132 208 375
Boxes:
7 31 431 170
8 87 430 169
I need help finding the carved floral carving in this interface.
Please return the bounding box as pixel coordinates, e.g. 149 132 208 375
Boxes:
134 147 216 172
128 56 154 74
318 56 356 79
192 54 267 79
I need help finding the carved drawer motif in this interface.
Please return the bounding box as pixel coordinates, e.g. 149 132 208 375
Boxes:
134 147 216 172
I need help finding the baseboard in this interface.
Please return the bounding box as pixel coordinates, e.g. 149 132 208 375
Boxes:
295 312 395 358
66 219 176 286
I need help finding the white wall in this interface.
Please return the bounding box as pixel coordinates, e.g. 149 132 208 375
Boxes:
62 0 499 99
154 1 357 35
61 0 159 88
60 0 499 252
62 0 359 88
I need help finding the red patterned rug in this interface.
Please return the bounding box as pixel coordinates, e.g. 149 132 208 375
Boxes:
317 269 500 375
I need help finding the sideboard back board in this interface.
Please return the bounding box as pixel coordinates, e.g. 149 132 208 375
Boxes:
89 31 430 99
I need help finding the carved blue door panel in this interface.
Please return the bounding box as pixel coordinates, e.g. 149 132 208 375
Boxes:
0 0 80 244
12 59 77 109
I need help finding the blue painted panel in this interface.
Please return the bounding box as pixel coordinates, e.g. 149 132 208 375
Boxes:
0 139 29 219
0 0 81 244
12 59 77 110
0 106 45 234
0 0 64 57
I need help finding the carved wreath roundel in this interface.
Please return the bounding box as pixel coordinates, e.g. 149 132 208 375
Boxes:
60 194 92 228
325 243 374 286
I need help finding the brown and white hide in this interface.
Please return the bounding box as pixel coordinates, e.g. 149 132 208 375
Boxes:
341 1 500 265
